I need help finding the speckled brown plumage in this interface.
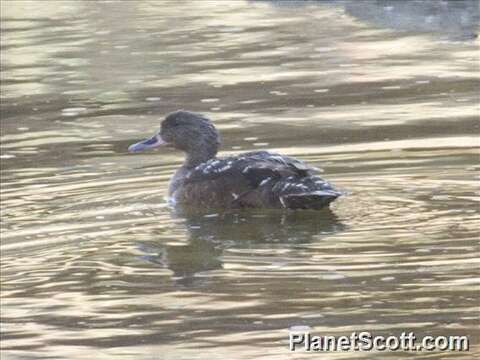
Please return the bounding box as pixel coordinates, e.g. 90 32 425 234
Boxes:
129 111 342 210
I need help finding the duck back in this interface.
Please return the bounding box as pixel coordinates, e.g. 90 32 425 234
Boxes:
172 151 341 210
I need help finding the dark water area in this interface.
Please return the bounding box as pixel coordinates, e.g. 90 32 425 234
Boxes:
1 1 479 359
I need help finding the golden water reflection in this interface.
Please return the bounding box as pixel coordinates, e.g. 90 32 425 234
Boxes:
1 1 479 359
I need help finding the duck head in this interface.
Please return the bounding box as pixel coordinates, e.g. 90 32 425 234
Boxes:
128 110 220 167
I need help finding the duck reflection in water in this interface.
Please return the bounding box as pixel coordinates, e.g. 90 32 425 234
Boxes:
139 208 345 286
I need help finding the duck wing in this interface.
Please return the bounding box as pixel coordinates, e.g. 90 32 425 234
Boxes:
186 151 319 184
234 175 341 209
181 151 339 209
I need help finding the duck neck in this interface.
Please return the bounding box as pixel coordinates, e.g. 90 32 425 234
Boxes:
184 147 217 169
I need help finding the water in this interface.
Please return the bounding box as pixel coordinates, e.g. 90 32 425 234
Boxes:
1 1 479 359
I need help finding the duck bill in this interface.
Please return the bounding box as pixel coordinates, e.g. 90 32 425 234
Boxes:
128 133 167 153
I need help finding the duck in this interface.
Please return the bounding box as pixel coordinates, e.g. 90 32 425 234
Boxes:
128 110 341 210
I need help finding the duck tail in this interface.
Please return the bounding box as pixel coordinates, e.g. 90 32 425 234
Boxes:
280 190 341 210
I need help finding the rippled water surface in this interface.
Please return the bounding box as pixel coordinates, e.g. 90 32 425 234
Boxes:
1 1 479 359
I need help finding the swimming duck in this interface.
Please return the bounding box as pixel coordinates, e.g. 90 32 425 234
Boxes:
128 110 341 210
